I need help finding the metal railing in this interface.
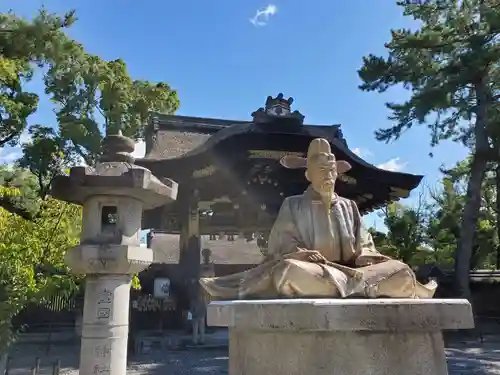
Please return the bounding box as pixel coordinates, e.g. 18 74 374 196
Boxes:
4 357 61 375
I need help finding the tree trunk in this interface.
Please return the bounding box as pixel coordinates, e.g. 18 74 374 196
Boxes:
454 152 487 298
454 77 490 299
496 163 500 269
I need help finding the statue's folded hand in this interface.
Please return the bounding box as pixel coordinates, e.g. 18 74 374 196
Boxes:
285 249 327 263
305 250 327 263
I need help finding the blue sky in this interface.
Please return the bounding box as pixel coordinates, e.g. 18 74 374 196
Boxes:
1 0 468 230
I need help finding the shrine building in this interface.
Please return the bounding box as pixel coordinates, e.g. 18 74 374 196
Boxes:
133 94 423 329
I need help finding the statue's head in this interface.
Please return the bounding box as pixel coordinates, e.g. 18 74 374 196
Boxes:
280 138 351 200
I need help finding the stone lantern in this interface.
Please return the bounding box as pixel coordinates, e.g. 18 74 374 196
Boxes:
51 133 178 375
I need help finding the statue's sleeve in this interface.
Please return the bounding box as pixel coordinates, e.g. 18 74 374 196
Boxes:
351 200 391 266
266 198 302 259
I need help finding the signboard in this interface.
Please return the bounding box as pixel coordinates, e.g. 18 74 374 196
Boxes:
153 278 171 299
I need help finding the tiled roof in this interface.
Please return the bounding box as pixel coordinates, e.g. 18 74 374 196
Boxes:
142 113 345 161
147 130 211 159
143 114 252 160
150 233 264 265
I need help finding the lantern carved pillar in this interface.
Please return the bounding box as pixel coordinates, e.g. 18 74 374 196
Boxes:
51 133 178 375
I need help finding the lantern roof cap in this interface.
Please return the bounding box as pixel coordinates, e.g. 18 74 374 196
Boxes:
51 134 178 208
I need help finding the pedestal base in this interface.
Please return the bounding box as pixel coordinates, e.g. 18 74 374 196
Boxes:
208 299 474 375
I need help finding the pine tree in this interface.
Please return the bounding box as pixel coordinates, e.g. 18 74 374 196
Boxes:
358 0 500 299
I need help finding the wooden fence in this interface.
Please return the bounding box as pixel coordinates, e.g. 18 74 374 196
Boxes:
12 295 80 333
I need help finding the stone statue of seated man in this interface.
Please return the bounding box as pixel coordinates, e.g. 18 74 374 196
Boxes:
200 138 437 300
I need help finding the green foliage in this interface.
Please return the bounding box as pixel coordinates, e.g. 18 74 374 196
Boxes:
370 158 499 271
0 196 82 351
131 275 141 290
0 185 19 198
0 9 77 147
358 0 500 148
0 9 76 61
431 158 499 269
0 9 81 220
0 8 159 350
0 167 40 220
375 199 431 266
0 56 38 147
18 125 72 199
45 54 180 164
0 8 179 215
425 178 461 266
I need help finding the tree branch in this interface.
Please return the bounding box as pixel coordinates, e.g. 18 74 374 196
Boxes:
0 131 21 147
0 197 37 221
39 203 67 265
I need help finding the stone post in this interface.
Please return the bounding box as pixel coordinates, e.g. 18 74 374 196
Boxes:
51 133 178 375
208 298 474 375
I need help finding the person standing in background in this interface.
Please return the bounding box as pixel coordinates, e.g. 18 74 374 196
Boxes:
189 249 214 345
190 289 207 345
201 248 215 277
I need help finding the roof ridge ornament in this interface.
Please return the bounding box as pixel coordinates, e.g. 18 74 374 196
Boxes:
252 93 305 125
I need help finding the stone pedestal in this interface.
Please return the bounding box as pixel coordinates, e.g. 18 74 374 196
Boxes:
207 299 474 375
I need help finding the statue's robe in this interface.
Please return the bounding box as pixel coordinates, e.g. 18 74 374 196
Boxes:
199 186 436 300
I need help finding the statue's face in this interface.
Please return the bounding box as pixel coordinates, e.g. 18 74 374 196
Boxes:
307 154 337 195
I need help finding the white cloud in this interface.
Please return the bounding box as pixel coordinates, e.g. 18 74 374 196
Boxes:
352 147 362 156
376 157 407 172
0 130 32 165
0 148 20 165
352 147 373 159
352 147 371 157
132 141 146 159
249 4 278 27
19 131 32 145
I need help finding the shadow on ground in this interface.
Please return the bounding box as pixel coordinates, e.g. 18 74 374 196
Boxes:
129 348 228 375
446 340 500 375
6 337 500 375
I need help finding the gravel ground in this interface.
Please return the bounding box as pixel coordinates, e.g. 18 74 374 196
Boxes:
5 337 500 375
